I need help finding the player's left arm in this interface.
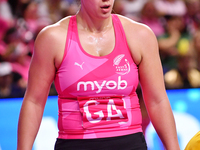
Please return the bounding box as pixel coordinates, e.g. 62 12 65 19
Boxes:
120 15 180 150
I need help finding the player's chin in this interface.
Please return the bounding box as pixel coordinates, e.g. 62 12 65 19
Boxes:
98 12 112 19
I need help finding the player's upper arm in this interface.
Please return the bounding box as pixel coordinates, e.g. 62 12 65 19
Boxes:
119 15 168 106
24 24 64 105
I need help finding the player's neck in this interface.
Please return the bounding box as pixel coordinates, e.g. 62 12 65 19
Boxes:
76 10 112 33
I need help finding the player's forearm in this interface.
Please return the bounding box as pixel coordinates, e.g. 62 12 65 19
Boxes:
147 99 180 150
17 100 44 150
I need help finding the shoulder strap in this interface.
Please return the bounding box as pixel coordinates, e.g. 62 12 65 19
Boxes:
62 16 77 60
111 14 128 44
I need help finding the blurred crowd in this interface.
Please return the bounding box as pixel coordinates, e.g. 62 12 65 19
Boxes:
0 0 200 98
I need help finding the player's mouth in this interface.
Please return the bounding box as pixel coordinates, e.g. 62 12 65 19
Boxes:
101 5 110 9
100 5 111 13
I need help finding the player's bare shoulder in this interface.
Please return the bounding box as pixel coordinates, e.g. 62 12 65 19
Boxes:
35 16 71 44
33 16 71 68
116 14 155 41
34 16 71 56
116 14 158 65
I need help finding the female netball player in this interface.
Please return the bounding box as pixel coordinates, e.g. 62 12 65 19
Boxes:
17 0 180 149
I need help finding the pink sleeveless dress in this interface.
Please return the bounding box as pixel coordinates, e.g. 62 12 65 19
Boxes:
54 14 142 139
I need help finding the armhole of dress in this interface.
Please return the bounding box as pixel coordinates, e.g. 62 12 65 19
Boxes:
112 14 130 50
56 16 74 70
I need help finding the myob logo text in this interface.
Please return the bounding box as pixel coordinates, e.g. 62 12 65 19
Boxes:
77 76 127 93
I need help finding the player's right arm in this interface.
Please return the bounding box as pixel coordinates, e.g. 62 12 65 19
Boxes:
17 18 68 150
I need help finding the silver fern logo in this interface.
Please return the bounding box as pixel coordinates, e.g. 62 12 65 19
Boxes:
113 54 130 75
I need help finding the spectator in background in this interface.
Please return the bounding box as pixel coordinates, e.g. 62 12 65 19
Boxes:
0 0 63 97
37 0 65 23
0 0 13 25
0 1 43 97
164 53 200 89
160 15 200 89
0 18 9 57
0 27 31 91
154 0 187 17
7 0 32 19
121 0 148 21
140 0 165 37
1 1 48 82
0 18 9 39
0 0 199 97
184 0 200 35
64 1 79 17
0 62 25 98
193 30 200 71
0 62 13 98
158 15 191 73
37 0 78 24
5 0 46 47
20 1 43 34
112 0 125 15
